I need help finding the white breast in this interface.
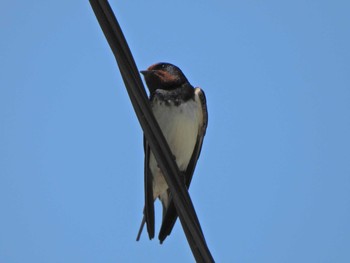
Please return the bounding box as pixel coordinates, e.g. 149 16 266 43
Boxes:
150 96 202 199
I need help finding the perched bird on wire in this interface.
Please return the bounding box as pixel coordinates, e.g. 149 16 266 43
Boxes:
136 62 208 243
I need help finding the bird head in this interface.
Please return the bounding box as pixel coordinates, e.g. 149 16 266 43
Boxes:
140 62 189 93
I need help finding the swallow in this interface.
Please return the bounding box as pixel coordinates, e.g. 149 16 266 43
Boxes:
136 62 208 243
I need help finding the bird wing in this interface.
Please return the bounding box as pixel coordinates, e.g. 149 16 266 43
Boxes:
136 136 155 240
158 87 208 243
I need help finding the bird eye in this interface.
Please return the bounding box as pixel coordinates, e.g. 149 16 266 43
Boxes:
161 64 166 68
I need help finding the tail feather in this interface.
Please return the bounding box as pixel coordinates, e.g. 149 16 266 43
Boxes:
136 215 146 241
159 198 178 243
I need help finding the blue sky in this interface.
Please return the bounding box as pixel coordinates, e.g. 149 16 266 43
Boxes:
1 1 350 262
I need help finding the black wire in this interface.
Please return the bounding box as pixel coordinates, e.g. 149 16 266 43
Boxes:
89 1 214 262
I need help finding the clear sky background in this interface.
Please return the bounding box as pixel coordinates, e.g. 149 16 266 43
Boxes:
1 1 350 262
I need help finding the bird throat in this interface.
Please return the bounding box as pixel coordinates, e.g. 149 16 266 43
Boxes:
151 83 194 106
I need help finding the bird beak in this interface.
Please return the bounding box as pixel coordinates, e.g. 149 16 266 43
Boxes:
140 70 150 75
140 70 156 76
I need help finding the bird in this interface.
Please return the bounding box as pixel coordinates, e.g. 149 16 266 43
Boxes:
136 62 208 243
